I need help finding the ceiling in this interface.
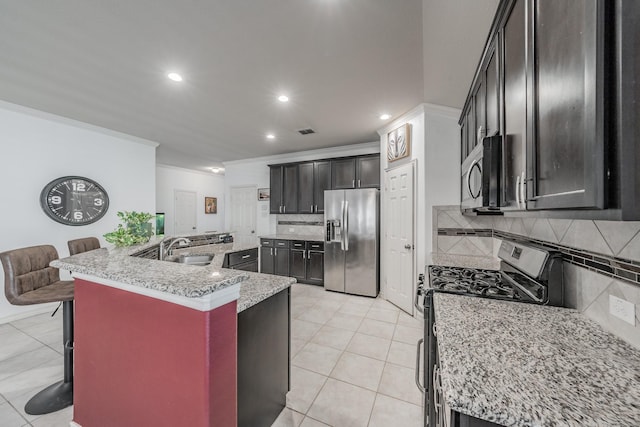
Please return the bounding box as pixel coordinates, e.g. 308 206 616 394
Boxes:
0 1 497 172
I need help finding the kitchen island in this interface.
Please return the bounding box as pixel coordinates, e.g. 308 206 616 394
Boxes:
52 236 295 427
433 293 640 426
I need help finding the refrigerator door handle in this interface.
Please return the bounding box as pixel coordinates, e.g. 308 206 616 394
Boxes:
344 200 349 251
340 200 345 251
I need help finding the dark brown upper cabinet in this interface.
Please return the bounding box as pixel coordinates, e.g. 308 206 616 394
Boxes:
270 164 298 214
298 161 331 214
460 0 640 220
331 155 380 189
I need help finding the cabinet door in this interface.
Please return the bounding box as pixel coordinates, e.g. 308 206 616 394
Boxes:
485 41 499 138
331 158 356 189
269 166 283 214
356 155 380 188
260 246 274 274
282 165 298 213
472 79 486 152
313 161 331 213
274 248 290 276
527 0 604 209
298 162 314 214
502 0 527 210
306 251 324 285
289 250 306 281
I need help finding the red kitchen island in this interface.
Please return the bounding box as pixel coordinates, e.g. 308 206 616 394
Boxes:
52 236 294 427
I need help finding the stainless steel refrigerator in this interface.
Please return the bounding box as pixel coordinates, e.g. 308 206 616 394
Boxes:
324 189 379 297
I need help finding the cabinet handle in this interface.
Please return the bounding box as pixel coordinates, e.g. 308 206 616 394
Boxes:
520 171 526 206
279 205 282 213
315 204 318 212
358 179 361 187
242 254 251 259
270 248 273 256
311 204 314 212
352 180 355 188
283 205 286 213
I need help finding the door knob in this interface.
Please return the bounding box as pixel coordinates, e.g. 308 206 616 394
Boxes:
404 244 412 250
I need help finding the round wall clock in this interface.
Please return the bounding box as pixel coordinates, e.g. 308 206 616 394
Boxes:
40 176 109 226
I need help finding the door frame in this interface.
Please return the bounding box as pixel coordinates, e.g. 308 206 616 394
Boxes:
382 160 416 315
173 189 197 235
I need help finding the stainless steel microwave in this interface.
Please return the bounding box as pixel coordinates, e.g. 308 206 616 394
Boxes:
460 135 501 213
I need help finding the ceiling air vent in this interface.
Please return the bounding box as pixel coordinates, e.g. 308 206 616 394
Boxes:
298 128 316 135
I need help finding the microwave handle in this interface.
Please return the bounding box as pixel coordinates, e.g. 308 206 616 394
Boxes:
467 158 482 200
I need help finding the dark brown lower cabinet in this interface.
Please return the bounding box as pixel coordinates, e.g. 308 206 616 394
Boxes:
288 241 324 285
238 289 290 427
223 248 259 272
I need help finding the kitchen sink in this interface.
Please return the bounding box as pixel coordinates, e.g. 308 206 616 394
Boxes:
170 254 214 266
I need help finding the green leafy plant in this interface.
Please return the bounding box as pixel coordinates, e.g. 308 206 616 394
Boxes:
104 211 155 247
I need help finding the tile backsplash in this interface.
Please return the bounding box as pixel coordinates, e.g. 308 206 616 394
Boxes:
433 205 640 349
276 214 324 237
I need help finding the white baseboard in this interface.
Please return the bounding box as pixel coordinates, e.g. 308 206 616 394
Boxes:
0 303 59 325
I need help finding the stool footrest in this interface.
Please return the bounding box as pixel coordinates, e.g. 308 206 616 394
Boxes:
24 380 73 415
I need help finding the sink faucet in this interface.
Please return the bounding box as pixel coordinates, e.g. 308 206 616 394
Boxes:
159 237 191 260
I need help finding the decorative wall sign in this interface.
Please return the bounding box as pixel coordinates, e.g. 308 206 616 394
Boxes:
387 123 411 162
205 197 217 214
258 188 270 201
40 176 109 226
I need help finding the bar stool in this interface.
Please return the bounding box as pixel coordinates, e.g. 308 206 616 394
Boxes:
0 245 74 415
68 237 100 256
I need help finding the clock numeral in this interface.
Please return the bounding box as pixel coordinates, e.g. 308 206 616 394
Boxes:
51 196 62 204
72 183 86 192
74 212 83 220
94 198 103 206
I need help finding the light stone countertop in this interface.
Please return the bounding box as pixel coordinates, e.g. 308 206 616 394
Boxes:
236 271 296 313
433 293 640 426
259 234 324 242
430 253 501 270
51 236 258 298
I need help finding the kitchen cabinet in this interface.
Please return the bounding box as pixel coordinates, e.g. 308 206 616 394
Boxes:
259 239 290 276
298 161 331 214
289 241 324 285
269 164 298 214
222 248 259 272
331 155 380 189
459 0 640 219
237 288 289 427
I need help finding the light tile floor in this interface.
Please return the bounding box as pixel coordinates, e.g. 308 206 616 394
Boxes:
0 283 424 427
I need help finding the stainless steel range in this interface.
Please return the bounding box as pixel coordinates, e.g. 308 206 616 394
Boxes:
415 240 564 427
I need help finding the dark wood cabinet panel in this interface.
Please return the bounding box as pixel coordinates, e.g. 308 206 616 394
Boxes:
234 259 258 272
314 161 331 213
274 247 290 276
269 166 283 214
526 0 604 210
356 155 380 188
237 289 289 427
282 164 298 213
306 251 324 285
502 0 527 210
298 162 314 214
260 246 274 274
332 158 356 189
485 42 499 138
289 250 306 281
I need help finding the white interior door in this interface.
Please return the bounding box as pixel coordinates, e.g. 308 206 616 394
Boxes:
230 186 257 246
174 190 197 234
384 162 415 314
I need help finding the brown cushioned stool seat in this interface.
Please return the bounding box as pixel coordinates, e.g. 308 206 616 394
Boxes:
68 237 100 256
0 244 74 415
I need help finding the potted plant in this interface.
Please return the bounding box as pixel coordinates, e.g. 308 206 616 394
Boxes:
104 211 155 247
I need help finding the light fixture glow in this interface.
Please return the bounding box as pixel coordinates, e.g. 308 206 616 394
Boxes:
277 95 289 103
266 134 276 140
379 113 391 120
167 72 183 82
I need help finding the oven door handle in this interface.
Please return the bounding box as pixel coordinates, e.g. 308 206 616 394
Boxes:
415 338 426 394
414 291 424 314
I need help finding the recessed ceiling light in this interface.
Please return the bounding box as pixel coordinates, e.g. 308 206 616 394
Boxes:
167 72 183 82
209 167 224 173
277 95 289 103
380 113 391 120
266 134 276 140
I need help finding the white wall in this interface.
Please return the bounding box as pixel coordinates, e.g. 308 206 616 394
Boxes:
155 165 226 235
377 103 460 299
223 142 380 238
0 101 157 323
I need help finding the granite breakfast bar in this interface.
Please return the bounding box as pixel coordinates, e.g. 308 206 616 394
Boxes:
51 236 295 427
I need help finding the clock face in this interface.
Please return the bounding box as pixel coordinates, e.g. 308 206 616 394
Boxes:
40 176 109 226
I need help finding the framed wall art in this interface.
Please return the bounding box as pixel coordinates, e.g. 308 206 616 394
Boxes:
258 188 270 201
387 123 411 162
205 197 217 214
